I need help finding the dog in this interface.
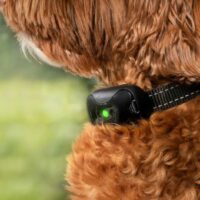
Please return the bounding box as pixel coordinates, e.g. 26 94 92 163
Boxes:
2 0 200 199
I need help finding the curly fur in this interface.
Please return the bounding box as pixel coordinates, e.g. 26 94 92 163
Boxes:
68 98 200 199
1 0 200 199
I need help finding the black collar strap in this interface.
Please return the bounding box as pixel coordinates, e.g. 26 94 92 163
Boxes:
87 83 200 124
149 84 200 111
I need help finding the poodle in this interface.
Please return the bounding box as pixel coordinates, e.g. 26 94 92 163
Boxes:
1 0 200 199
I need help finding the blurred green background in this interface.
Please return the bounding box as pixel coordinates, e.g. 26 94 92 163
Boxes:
0 16 92 200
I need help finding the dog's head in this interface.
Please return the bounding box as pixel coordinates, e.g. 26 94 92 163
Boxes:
1 0 200 88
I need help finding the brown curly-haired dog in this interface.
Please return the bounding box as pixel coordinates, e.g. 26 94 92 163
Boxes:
2 0 200 199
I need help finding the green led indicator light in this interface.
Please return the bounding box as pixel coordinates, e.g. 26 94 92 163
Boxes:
101 109 110 119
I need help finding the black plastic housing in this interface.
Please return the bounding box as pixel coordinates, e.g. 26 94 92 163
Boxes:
87 85 154 124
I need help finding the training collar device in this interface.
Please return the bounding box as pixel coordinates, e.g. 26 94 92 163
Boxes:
87 83 200 124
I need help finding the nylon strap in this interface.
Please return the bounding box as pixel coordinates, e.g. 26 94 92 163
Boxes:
148 84 200 111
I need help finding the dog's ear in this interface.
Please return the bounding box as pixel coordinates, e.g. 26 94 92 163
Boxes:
2 0 200 87
194 0 200 36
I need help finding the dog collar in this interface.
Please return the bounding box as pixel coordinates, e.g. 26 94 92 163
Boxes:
87 83 200 124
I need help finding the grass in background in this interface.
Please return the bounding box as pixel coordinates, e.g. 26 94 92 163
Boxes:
0 16 91 200
0 79 90 200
